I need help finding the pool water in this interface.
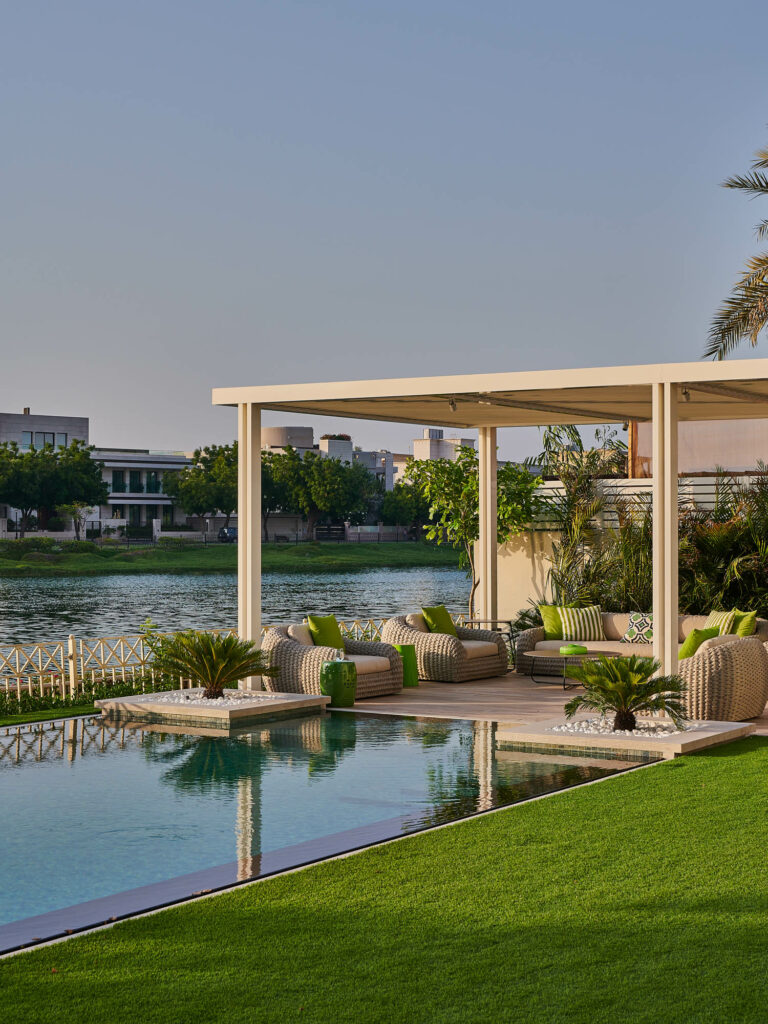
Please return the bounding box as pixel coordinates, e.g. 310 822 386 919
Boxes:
0 712 633 951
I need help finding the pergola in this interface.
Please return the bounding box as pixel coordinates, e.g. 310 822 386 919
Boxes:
213 358 768 677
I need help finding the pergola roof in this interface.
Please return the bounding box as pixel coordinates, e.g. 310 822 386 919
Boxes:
212 358 768 429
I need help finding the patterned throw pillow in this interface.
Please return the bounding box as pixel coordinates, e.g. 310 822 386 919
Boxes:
558 605 605 642
704 609 737 636
622 612 653 644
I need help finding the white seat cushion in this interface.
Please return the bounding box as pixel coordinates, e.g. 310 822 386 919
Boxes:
346 654 391 675
461 640 499 660
288 624 314 647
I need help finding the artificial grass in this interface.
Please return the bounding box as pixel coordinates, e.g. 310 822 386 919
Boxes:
0 707 96 727
3 737 768 1023
0 542 460 577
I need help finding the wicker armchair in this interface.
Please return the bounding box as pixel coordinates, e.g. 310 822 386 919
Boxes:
678 636 768 721
261 625 403 699
380 614 508 683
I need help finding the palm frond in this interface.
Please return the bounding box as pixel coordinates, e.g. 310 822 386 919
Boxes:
722 171 768 196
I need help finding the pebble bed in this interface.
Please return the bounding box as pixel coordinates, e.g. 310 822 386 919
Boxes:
147 689 278 709
550 717 687 737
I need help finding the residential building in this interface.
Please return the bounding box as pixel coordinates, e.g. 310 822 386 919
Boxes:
0 408 89 450
393 427 476 483
94 448 191 530
262 426 394 490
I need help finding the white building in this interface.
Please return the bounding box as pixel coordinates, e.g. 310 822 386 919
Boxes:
393 427 476 484
94 448 191 531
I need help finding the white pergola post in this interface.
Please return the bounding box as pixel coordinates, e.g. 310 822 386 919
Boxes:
477 426 498 622
652 383 678 675
237 403 262 688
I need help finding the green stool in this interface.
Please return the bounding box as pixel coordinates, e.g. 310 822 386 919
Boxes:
319 659 357 707
393 643 419 687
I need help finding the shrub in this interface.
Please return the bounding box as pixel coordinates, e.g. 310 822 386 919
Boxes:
59 540 99 554
565 655 687 732
45 517 67 531
150 631 278 699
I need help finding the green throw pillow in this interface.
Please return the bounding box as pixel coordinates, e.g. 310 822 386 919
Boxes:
422 605 457 636
732 609 757 637
678 626 719 660
704 609 737 636
539 605 563 641
621 611 653 643
307 614 344 650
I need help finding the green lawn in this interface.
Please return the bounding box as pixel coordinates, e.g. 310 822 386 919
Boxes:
4 737 767 1023
0 541 460 577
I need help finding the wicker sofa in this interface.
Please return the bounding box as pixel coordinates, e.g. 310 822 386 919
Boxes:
677 635 768 720
381 614 508 683
261 625 403 699
516 612 768 678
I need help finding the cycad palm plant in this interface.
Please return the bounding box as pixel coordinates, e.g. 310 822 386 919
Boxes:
707 142 768 359
150 631 278 699
564 655 687 732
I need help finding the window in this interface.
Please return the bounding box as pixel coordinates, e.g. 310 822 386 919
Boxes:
112 505 124 519
111 470 126 493
34 432 54 448
129 470 143 493
162 505 173 526
145 505 158 523
146 471 162 494
55 433 67 448
129 505 141 526
21 431 32 451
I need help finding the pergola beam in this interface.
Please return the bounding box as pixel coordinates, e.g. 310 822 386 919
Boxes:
684 381 768 405
470 393 650 423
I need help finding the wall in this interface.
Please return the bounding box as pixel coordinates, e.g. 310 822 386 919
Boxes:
496 530 559 621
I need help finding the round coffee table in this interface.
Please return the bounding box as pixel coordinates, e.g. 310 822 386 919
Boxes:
525 648 624 690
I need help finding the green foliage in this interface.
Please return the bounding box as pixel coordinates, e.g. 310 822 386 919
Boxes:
149 630 278 698
707 140 768 359
406 446 544 615
564 655 687 732
380 481 430 529
164 443 237 523
0 440 107 537
274 447 380 534
0 677 171 719
59 540 99 554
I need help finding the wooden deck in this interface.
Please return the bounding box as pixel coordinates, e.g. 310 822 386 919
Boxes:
351 670 768 733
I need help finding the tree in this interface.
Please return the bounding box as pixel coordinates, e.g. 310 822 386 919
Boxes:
275 448 379 537
261 450 292 540
565 655 686 733
164 444 238 526
0 439 107 537
57 502 92 540
380 482 430 533
405 446 544 615
706 140 768 359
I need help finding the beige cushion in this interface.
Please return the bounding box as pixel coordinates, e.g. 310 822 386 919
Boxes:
461 639 499 660
698 633 741 654
406 613 429 633
288 624 314 647
346 654 391 675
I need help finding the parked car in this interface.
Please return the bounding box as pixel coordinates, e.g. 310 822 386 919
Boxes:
217 527 238 543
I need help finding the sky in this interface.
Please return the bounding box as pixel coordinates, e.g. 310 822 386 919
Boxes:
2 0 768 460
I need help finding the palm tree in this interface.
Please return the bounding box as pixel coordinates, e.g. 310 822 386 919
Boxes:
706 142 768 359
564 655 687 732
150 631 278 699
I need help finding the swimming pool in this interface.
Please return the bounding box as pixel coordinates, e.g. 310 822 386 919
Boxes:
0 712 636 952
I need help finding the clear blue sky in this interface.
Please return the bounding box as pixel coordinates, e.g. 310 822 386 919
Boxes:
2 0 768 459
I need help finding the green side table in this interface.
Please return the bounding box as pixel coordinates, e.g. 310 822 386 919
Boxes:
319 659 358 707
393 643 419 687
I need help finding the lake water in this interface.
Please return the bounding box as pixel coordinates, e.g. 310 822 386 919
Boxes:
0 567 469 644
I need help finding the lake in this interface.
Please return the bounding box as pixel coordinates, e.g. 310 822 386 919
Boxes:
0 567 470 644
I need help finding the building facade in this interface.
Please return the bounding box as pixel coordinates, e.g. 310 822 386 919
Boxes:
92 448 191 530
393 427 477 483
262 426 394 490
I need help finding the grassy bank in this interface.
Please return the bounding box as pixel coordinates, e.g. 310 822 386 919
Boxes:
0 541 461 577
4 737 767 1023
0 707 96 728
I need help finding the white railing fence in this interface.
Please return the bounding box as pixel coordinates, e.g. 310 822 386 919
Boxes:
0 616 469 699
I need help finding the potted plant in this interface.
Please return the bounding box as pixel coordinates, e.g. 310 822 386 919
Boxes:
150 631 278 699
564 655 687 732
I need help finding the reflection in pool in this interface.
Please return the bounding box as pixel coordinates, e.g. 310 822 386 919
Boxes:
0 711 637 952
